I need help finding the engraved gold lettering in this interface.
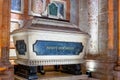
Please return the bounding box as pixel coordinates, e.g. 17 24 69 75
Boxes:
46 46 74 50
46 46 57 50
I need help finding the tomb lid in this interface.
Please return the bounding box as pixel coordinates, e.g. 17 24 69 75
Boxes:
12 17 88 34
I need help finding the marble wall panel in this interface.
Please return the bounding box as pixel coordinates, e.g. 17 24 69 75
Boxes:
70 0 79 26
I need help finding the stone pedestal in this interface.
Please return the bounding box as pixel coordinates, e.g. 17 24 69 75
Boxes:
15 72 99 80
82 60 116 80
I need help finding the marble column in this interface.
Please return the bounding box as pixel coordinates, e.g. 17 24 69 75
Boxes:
80 0 116 80
87 0 99 55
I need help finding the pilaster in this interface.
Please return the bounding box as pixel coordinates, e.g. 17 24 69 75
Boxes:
0 0 13 79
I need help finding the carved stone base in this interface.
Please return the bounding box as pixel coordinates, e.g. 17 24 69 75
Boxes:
113 71 120 80
0 65 14 80
14 64 38 80
82 60 115 80
15 72 100 80
61 64 82 75
37 66 45 75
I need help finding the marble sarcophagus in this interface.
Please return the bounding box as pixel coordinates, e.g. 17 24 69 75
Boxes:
11 18 89 66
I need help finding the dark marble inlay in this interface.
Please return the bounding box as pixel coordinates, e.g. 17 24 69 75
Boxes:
33 40 84 55
48 3 58 16
15 40 26 55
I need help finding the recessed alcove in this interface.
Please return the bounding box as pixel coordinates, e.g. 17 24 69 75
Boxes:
0 0 118 80
9 0 93 80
